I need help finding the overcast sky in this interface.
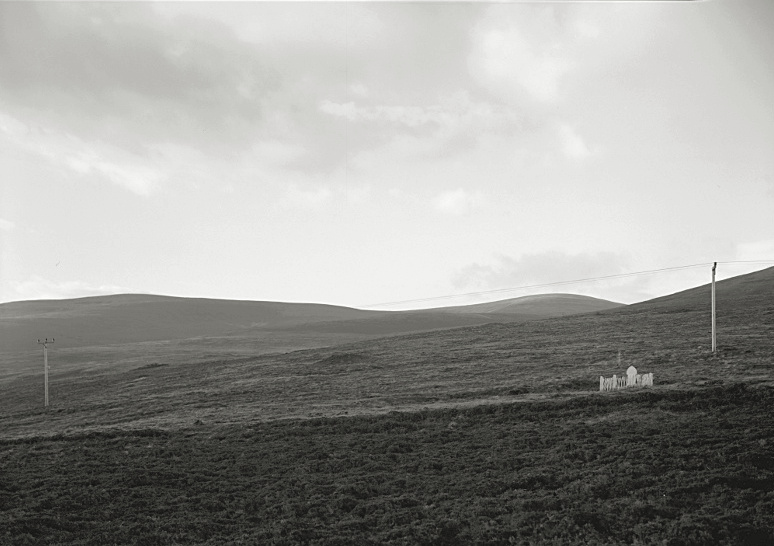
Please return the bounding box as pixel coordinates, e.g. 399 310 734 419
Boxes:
1 0 773 309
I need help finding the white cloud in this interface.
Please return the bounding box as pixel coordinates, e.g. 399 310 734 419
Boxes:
249 140 306 168
449 251 773 305
558 123 594 160
734 240 774 262
349 83 369 97
0 3 273 154
319 92 514 131
66 150 162 197
10 276 131 301
0 111 29 138
469 6 574 103
433 188 485 216
154 2 382 50
0 218 15 232
272 179 373 212
321 92 524 174
573 18 600 40
468 4 661 106
477 28 568 102
275 184 334 211
319 100 455 128
454 250 630 292
1 111 163 196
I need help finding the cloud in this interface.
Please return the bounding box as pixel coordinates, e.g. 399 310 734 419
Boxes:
433 189 486 216
320 91 526 172
66 150 162 197
349 83 369 98
10 276 131 302
0 111 162 196
453 250 630 293
0 218 15 232
451 251 768 304
0 3 505 184
0 3 277 154
319 101 454 128
469 6 574 103
275 184 334 212
558 123 594 160
154 2 382 51
468 4 662 107
319 93 503 132
241 140 307 170
475 28 568 103
734 240 774 262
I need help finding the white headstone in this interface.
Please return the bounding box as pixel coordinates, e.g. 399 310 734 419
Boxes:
626 365 637 386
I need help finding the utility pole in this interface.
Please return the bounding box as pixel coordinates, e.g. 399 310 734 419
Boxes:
712 262 718 354
37 338 54 407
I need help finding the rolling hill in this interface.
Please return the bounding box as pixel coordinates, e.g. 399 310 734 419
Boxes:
0 294 375 352
434 292 622 316
0 292 623 354
1 266 771 429
633 263 774 309
0 268 772 545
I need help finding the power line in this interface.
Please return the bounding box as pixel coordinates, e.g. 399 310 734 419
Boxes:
365 263 709 308
717 260 774 265
363 260 774 309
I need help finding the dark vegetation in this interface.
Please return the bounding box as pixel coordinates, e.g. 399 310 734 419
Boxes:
0 293 621 354
1 267 773 544
2 386 772 545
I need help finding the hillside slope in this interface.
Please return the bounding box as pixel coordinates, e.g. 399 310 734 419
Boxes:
0 292 622 354
1 266 771 436
435 293 623 316
632 264 774 310
1 269 771 546
0 294 377 352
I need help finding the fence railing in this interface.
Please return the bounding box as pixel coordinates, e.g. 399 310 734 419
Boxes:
599 371 653 391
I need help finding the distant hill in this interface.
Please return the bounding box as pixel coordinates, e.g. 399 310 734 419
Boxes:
285 294 624 336
0 292 623 354
0 294 376 352
430 293 623 317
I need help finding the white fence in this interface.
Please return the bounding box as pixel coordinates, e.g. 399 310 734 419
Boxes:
599 367 653 392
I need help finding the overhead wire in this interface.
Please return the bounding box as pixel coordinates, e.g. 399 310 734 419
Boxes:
717 260 774 265
363 260 774 309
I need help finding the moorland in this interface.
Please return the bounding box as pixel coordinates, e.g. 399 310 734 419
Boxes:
0 268 772 544
0 292 621 378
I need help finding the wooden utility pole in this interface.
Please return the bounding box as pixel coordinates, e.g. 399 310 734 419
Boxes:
37 338 54 407
712 262 718 354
